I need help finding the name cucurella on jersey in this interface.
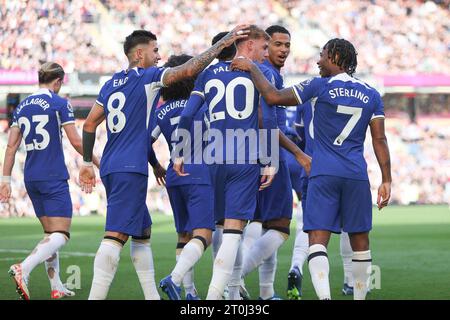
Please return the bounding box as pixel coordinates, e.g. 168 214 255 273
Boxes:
158 100 187 120
16 97 50 114
329 87 370 104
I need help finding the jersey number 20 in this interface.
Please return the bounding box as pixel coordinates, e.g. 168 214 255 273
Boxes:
205 77 255 123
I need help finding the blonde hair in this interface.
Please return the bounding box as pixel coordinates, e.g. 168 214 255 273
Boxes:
38 62 65 84
235 25 270 46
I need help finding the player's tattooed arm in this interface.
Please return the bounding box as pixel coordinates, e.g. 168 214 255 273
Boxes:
231 58 298 106
0 127 21 201
370 118 392 209
162 24 250 86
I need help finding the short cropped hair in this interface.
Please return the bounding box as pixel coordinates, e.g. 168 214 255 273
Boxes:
235 25 270 47
265 25 290 37
123 30 157 56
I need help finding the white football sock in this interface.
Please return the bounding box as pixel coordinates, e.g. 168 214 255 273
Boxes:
290 205 309 273
130 240 160 300
88 239 122 300
259 250 277 299
340 232 354 287
22 232 67 278
228 241 243 300
308 244 331 300
242 229 286 278
212 226 223 259
241 221 262 259
172 238 204 292
45 251 64 291
352 250 372 300
207 232 241 300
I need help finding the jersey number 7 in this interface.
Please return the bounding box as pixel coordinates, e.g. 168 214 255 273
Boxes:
333 105 362 146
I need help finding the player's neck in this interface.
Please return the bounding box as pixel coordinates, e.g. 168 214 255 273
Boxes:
266 59 281 71
38 84 54 93
235 49 253 61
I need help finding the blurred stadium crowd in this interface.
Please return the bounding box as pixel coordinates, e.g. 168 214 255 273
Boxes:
1 0 449 75
0 0 449 217
1 117 449 218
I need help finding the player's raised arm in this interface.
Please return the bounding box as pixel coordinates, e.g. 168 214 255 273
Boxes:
80 103 105 193
162 25 250 86
0 127 22 202
231 57 298 106
370 118 392 210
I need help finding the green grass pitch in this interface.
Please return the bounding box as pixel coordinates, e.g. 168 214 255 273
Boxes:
0 205 449 300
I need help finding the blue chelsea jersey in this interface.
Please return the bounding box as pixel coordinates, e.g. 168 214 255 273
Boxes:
151 98 210 187
12 88 75 182
96 66 168 177
296 99 315 179
291 73 384 180
188 61 269 163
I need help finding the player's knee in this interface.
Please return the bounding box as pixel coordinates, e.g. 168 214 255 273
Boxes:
193 235 209 251
49 230 71 242
104 235 127 247
263 220 291 239
131 234 151 244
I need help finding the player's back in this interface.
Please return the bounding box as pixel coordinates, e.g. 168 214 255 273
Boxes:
153 98 209 186
12 88 74 181
309 73 384 180
96 66 166 177
196 61 260 163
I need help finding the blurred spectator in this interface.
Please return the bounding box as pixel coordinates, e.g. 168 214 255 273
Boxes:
1 0 448 75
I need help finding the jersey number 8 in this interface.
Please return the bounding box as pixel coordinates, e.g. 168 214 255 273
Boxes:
107 92 127 133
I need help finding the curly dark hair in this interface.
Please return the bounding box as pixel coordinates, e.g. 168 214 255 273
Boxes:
212 31 236 61
324 38 358 76
160 54 194 101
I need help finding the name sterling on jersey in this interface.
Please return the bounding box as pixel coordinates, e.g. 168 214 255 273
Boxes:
329 88 369 103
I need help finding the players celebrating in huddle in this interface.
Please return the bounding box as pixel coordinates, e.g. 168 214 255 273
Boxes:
1 23 391 301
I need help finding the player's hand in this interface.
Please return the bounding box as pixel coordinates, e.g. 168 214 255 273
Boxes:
230 56 254 72
0 183 11 202
259 166 276 191
173 157 189 177
377 182 391 210
296 153 312 176
220 24 251 47
79 165 96 194
153 162 167 186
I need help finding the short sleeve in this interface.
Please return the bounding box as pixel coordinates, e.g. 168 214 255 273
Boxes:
291 77 324 105
11 110 19 128
145 66 169 88
295 104 304 127
59 100 75 126
371 92 385 121
191 72 206 100
95 81 109 107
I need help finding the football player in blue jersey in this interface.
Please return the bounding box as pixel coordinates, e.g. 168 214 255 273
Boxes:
79 26 250 300
239 25 297 301
152 54 212 300
231 38 392 300
172 25 311 300
0 62 99 300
